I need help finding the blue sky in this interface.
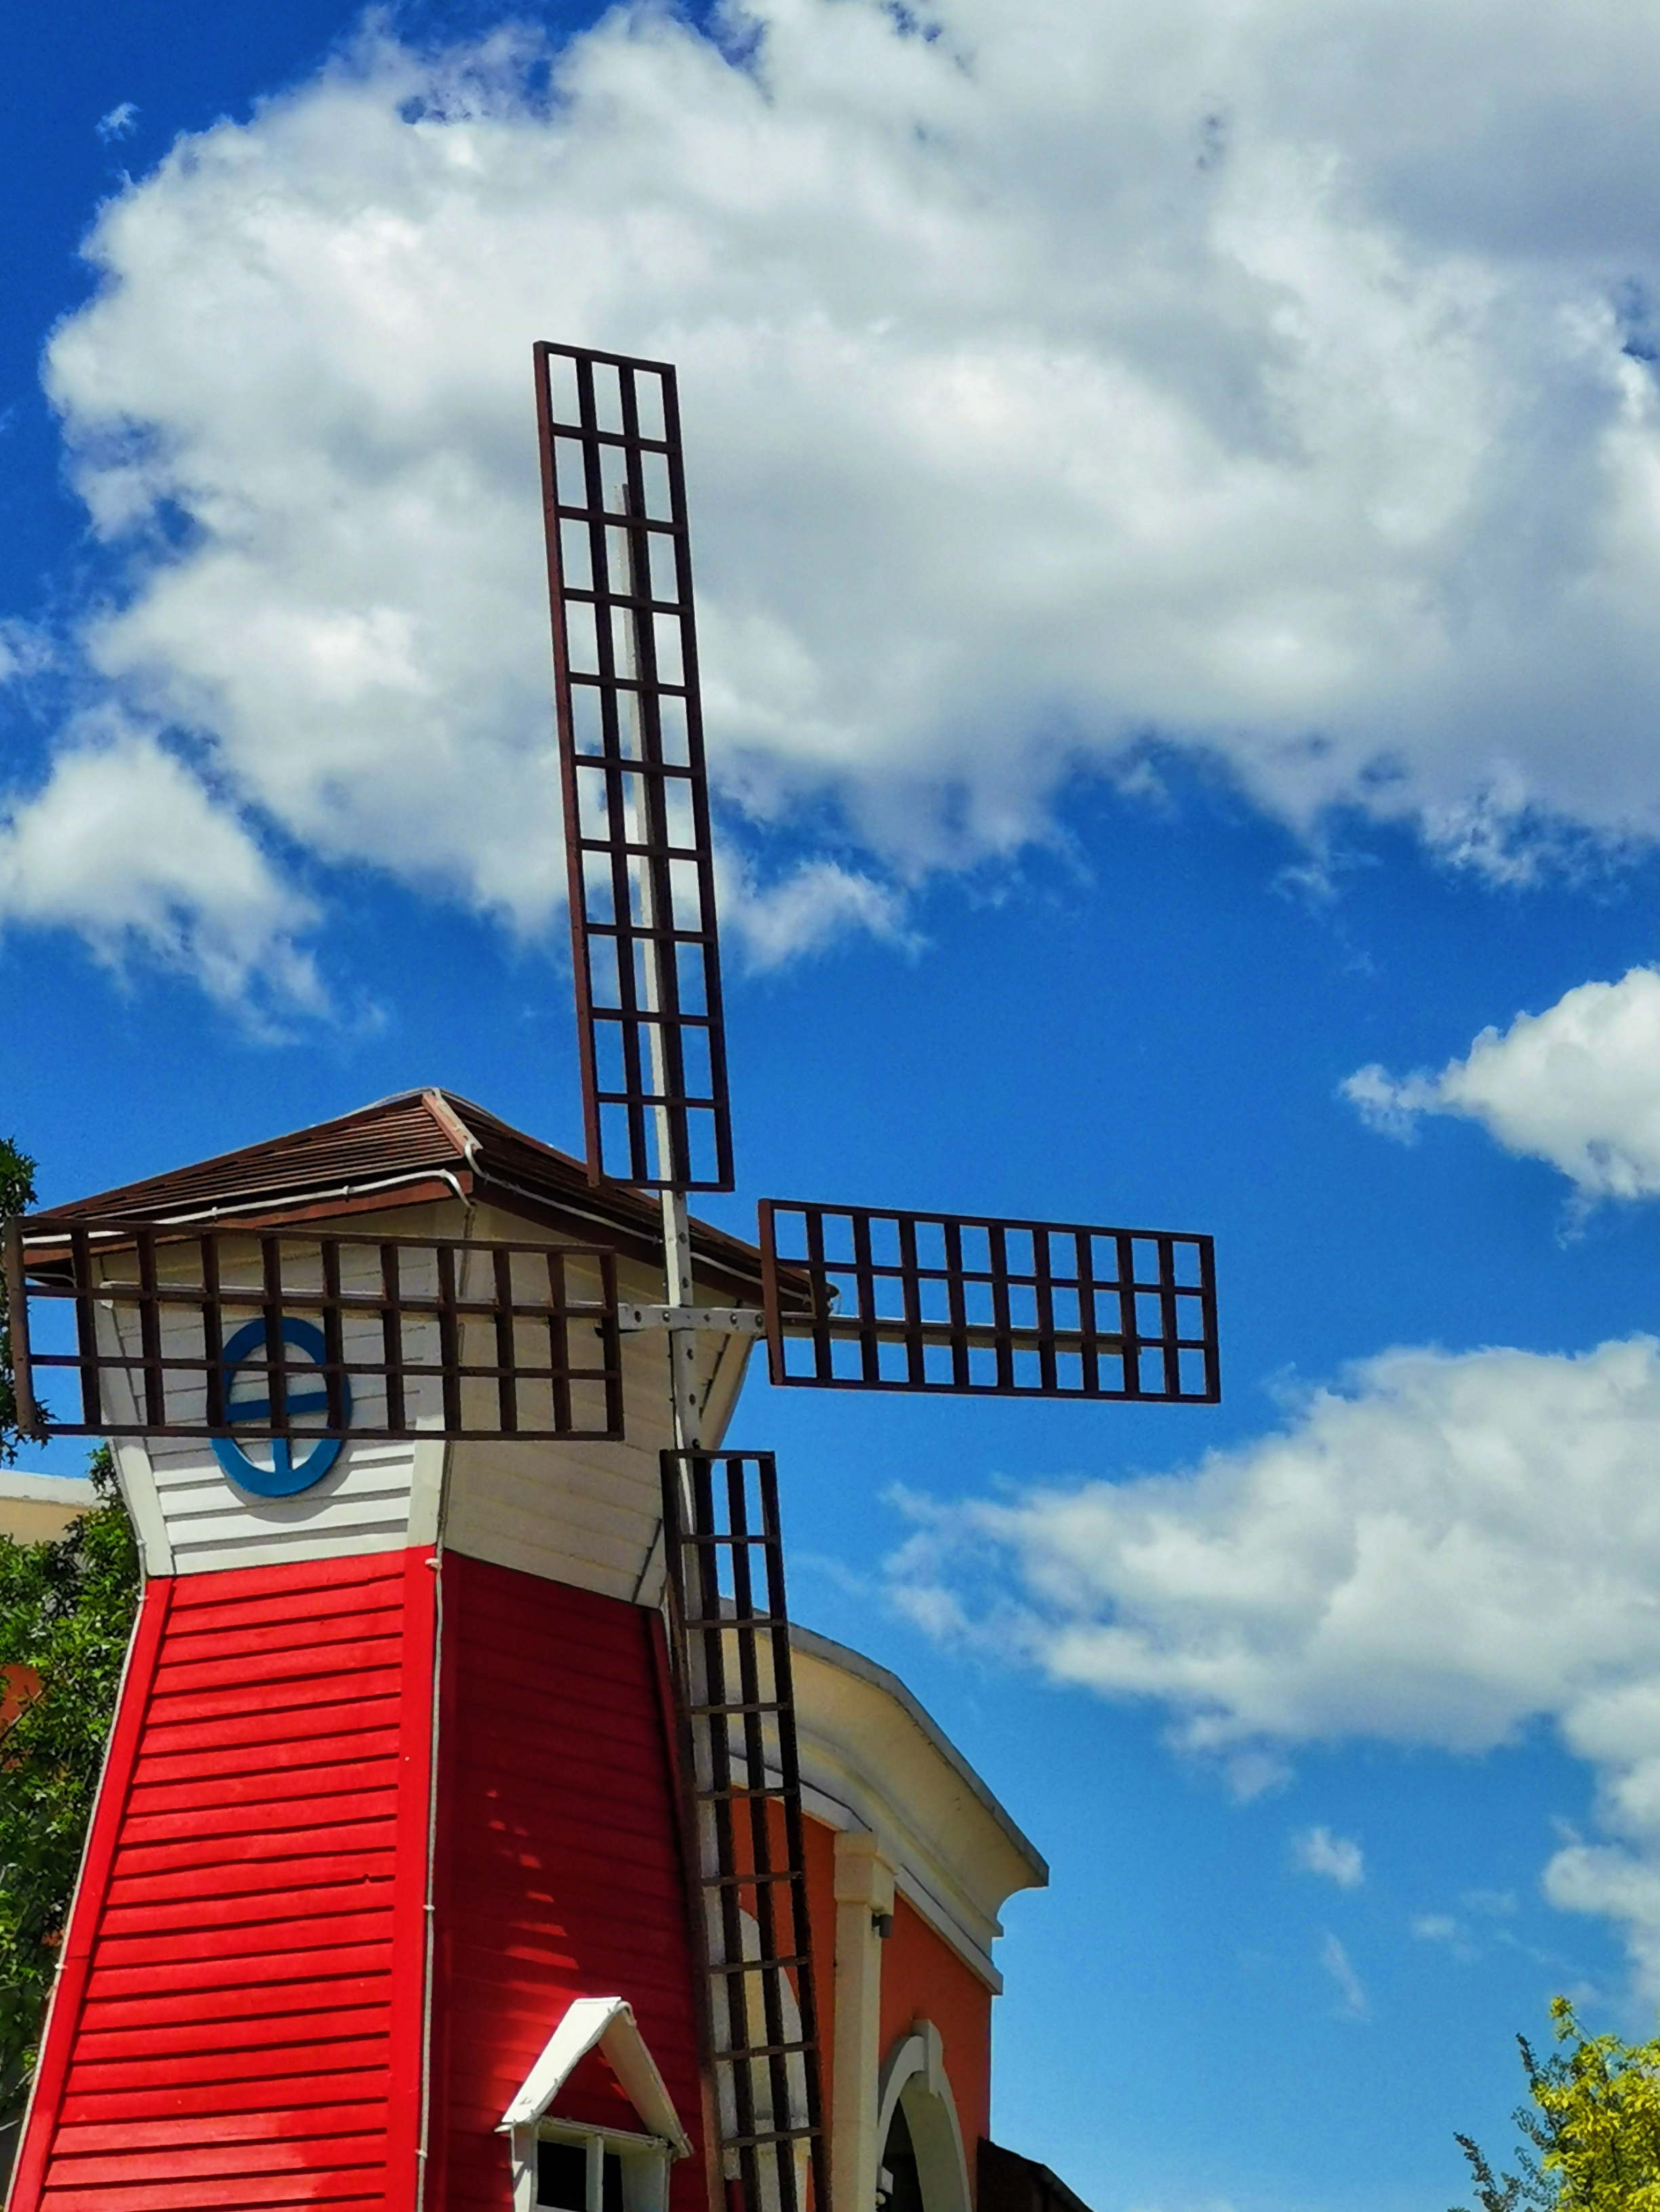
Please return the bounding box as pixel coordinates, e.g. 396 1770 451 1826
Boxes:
12 3 1660 2208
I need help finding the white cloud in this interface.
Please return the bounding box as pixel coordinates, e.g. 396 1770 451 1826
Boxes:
886 1334 1660 1994
1320 1932 1369 2019
0 720 320 1009
1345 967 1660 1203
28 0 1660 989
96 102 139 143
1294 1825 1364 1888
717 852 916 970
1410 1911 1482 1962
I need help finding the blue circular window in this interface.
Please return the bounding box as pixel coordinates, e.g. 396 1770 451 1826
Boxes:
211 1316 352 1498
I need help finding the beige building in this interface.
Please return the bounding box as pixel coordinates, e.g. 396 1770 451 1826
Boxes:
0 1469 97 1546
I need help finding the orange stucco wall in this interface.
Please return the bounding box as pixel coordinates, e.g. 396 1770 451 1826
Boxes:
878 1896 994 2169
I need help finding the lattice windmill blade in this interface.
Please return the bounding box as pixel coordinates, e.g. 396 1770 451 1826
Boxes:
757 1199 1220 1404
3 1215 628 1443
534 342 735 1193
659 1448 828 2212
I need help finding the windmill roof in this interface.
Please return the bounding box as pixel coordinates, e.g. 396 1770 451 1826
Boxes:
23 1087 776 1300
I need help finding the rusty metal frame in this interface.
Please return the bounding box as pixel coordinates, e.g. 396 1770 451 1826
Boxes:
534 340 734 1194
660 1450 827 2212
13 1220 624 1441
757 1200 1219 1403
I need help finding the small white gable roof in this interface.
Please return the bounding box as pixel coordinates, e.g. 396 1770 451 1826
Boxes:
500 1996 693 2159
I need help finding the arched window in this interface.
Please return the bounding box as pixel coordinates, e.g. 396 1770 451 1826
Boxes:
874 2024 972 2212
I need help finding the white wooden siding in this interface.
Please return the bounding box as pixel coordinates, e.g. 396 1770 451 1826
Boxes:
441 1201 754 1603
98 1193 754 1595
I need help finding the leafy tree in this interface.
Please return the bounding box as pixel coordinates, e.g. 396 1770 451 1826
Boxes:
1455 1998 1660 2212
0 1137 38 1466
0 1449 140 2188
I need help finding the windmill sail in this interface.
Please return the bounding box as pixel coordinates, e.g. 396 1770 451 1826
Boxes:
660 1450 828 2212
758 1199 1219 1403
535 342 735 1193
7 1218 625 1441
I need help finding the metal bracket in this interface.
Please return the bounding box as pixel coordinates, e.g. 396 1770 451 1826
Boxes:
618 1303 766 1336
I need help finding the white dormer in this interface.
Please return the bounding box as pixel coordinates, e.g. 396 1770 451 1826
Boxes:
500 1996 693 2212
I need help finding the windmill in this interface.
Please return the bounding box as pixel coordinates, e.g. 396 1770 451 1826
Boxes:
531 338 1221 2212
2 342 1217 2212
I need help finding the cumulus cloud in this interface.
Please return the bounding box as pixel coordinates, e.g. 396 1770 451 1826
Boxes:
0 720 321 1008
887 1334 1660 1993
1345 967 1660 1203
717 852 916 970
1294 1826 1364 1888
26 0 1660 991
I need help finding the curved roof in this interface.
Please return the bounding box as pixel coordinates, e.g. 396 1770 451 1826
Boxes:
23 1087 783 1303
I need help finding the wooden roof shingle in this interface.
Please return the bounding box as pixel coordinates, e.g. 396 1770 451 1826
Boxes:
23 1088 776 1300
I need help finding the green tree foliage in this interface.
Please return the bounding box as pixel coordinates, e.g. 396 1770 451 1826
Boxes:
0 1137 38 1466
0 1450 140 2182
1455 1998 1660 2212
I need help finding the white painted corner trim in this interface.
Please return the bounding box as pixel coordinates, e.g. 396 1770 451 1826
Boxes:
499 1995 693 2158
875 2022 971 2212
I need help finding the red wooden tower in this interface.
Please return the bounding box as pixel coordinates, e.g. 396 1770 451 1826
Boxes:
7 1094 1053 2212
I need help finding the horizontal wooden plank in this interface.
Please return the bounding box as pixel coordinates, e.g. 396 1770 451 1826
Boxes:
54 2106 390 2156
157 1469 413 1525
85 1929 392 1999
100 1877 396 1940
121 1793 399 1857
131 1716 401 1787
74 2001 390 2066
165 1593 407 1645
164 1528 412 1579
446 1950 689 2013
451 1759 674 1838
150 1644 403 1701
63 2042 389 2101
458 1580 642 1641
168 1573 403 1628
91 1906 393 1973
450 1826 681 1905
82 1969 390 2034
459 1671 665 1748
161 1483 413 1540
126 1743 401 1814
168 1551 407 1623
57 2066 390 2129
120 1784 399 1850
106 1845 397 1912
162 1515 413 1561
134 1710 401 1771
443 1497 651 1580
40 2160 388 2209
157 1607 403 1675
151 1654 407 1716
47 2126 385 2183
140 1686 401 1754
450 1541 639 1606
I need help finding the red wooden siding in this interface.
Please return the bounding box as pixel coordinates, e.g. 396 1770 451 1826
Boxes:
428 1553 707 2212
12 1549 435 2212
